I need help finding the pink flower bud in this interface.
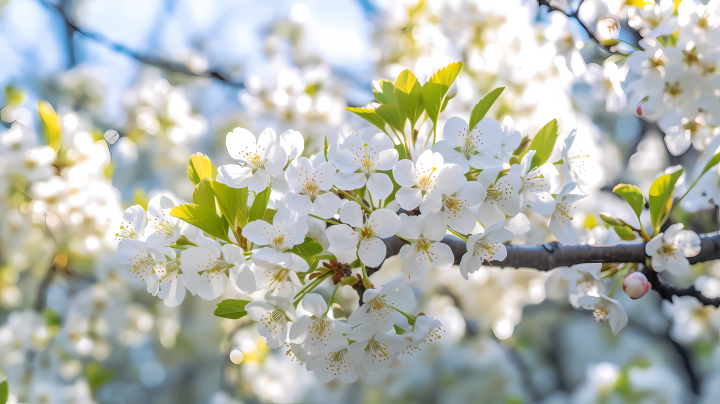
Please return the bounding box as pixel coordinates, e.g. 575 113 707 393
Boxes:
623 272 650 300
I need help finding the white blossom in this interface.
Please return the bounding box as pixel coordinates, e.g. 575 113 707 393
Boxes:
246 295 297 348
645 223 701 275
459 222 515 280
217 127 288 192
397 213 454 280
284 157 341 218
289 293 350 356
577 293 628 335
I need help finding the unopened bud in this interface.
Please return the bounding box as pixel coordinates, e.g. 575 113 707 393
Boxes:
596 17 620 45
623 272 650 300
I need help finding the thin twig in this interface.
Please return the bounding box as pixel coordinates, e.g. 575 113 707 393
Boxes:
37 0 245 88
537 0 614 53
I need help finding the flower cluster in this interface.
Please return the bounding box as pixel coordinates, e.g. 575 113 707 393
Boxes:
114 63 600 381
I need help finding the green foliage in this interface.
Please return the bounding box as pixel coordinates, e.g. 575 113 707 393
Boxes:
341 275 358 286
373 80 398 105
37 100 62 152
0 380 6 404
375 104 407 134
393 69 423 126
317 251 338 262
345 107 387 134
171 179 231 243
85 363 114 395
524 119 559 170
214 299 250 319
429 61 463 87
648 168 683 235
613 225 637 240
263 208 278 224
468 87 504 131
249 184 271 223
304 82 322 97
420 82 446 128
211 181 249 229
613 184 645 222
287 237 325 266
5 85 24 106
187 153 218 185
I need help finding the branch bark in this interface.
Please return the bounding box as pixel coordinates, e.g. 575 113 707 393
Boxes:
354 232 720 306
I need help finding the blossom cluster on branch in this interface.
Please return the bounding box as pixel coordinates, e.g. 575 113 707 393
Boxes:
114 62 720 382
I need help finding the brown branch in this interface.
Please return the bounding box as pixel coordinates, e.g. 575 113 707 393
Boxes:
355 232 720 306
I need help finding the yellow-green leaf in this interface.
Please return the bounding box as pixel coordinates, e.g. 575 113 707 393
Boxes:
375 104 407 134
420 82 447 125
373 80 398 105
468 87 504 132
0 380 6 404
214 299 250 319
187 153 217 185
249 184 271 223
346 107 387 134
613 225 637 240
38 100 62 152
211 180 249 229
649 168 683 235
171 203 230 243
524 119 558 170
5 85 24 106
429 61 464 87
613 184 645 220
393 69 423 126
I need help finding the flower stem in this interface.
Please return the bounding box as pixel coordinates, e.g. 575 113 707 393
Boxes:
325 283 342 315
309 214 341 226
361 263 371 289
294 273 331 307
608 265 630 298
391 306 417 325
447 227 468 242
395 234 414 243
335 187 373 212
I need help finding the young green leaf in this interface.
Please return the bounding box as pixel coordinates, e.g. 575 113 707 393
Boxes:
420 82 447 127
341 275 358 286
468 87 504 131
613 184 645 222
214 299 251 319
37 100 62 152
249 184 272 223
171 203 230 242
188 153 218 185
263 208 278 223
287 237 324 262
323 135 329 162
0 380 6 404
373 80 398 105
429 61 464 87
393 69 423 126
318 251 338 262
211 180 248 228
613 225 637 241
525 119 559 170
86 363 114 394
648 168 683 235
193 178 217 209
375 104 407 134
345 107 387 134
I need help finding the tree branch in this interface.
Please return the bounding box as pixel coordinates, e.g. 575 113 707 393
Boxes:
38 0 245 88
355 232 720 306
537 0 614 53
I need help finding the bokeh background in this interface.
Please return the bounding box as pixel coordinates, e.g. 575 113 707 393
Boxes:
1 0 720 403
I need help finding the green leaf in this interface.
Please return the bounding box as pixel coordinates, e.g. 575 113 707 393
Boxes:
525 119 559 170
37 100 61 152
187 153 218 185
263 208 278 223
393 69 423 126
211 181 248 229
249 184 271 223
512 135 529 156
613 225 637 241
420 82 447 126
44 308 61 328
287 237 324 262
193 178 217 210
345 107 387 134
599 213 623 226
394 143 407 161
613 184 645 220
0 380 6 404
171 203 230 243
700 149 720 177
649 168 683 235
323 136 329 162
318 250 337 261
5 84 24 106
382 166 403 207
375 104 407 134
429 61 464 87
373 80 398 105
394 324 406 335
85 363 114 394
341 275 358 286
468 87 504 131
214 299 250 319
